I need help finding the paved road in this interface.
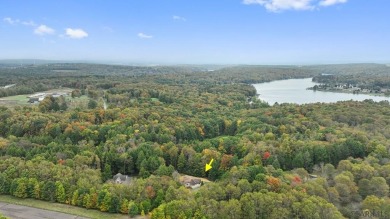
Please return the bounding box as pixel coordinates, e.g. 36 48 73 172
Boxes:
0 202 88 219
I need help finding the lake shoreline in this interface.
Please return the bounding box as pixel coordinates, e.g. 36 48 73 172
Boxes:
253 78 390 105
307 87 389 97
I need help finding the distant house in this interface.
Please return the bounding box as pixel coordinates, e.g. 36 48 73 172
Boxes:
27 93 47 103
27 91 70 104
183 178 202 189
113 173 131 184
28 97 39 103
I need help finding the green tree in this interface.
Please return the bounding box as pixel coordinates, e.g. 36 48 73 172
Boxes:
27 178 38 198
71 190 79 206
55 181 66 203
358 179 371 199
370 177 389 197
0 174 10 195
71 89 81 98
13 178 28 198
151 204 166 219
178 152 186 172
41 181 56 202
153 189 165 208
102 164 112 182
88 99 98 109
140 199 152 214
33 182 41 199
218 199 242 219
109 195 120 213
119 198 129 214
100 192 111 212
128 201 139 217
362 195 385 213
86 189 98 209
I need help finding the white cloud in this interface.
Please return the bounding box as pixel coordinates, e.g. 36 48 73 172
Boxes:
243 0 314 12
319 0 347 7
3 17 36 26
173 15 186 21
243 0 347 12
138 32 153 39
3 17 19 24
34 25 55 35
65 28 88 39
21 20 36 26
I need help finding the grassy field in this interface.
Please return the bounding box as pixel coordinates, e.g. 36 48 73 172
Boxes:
0 94 30 106
0 195 134 219
0 88 92 109
0 88 75 107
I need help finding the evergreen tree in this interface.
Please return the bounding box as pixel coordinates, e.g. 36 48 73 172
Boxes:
178 152 186 172
272 158 281 170
140 199 152 214
102 164 112 182
128 201 139 217
97 189 107 209
14 178 28 198
33 182 41 199
86 190 97 209
55 181 66 203
27 178 38 198
71 190 79 206
120 198 129 214
41 181 56 202
109 195 120 213
82 194 90 208
100 192 111 212
0 174 10 195
153 189 165 208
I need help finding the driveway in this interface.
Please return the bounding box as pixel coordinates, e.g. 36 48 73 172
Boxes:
0 202 88 219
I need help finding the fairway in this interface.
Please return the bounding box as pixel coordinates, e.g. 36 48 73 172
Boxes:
0 88 74 107
0 95 30 106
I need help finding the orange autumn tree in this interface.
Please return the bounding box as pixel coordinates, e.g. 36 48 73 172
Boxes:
267 176 281 192
145 185 156 199
220 154 233 170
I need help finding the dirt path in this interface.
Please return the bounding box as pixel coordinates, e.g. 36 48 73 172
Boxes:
0 202 88 219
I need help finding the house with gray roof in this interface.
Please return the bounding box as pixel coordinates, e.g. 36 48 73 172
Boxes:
113 173 131 184
183 178 202 189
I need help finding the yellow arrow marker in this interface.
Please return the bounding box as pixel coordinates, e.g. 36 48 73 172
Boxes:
205 159 214 172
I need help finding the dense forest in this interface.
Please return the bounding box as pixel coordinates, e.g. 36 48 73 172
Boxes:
1 63 390 218
311 64 390 90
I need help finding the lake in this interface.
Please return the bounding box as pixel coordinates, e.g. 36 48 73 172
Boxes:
253 78 390 105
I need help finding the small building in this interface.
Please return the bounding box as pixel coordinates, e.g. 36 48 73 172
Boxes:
28 97 39 103
113 173 131 184
183 178 202 189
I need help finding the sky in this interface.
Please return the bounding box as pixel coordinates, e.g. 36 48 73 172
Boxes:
0 0 389 65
